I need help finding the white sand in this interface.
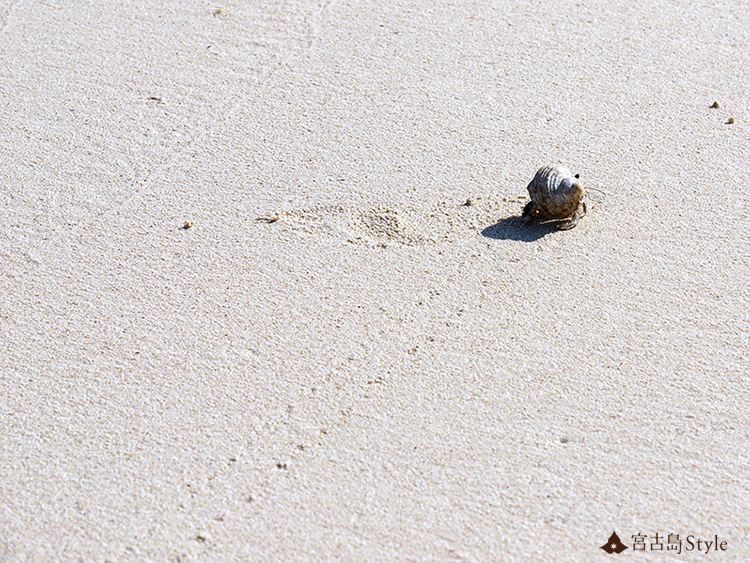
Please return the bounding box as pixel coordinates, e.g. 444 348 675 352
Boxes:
1 0 749 561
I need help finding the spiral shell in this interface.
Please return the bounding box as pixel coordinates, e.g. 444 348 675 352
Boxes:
522 164 586 230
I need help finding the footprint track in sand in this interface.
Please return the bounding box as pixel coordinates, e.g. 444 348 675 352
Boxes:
258 195 528 246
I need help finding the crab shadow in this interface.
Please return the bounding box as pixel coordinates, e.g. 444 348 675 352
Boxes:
481 215 560 242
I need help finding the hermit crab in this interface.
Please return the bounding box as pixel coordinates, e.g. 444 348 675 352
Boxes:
522 164 586 230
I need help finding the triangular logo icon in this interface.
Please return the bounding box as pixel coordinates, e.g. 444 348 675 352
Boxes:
600 531 629 554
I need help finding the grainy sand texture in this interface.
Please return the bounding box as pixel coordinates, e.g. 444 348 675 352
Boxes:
1 0 749 561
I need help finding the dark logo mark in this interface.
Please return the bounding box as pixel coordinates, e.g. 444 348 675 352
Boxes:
601 531 629 554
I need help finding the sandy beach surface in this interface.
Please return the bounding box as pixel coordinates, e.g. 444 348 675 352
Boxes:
1 0 749 561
